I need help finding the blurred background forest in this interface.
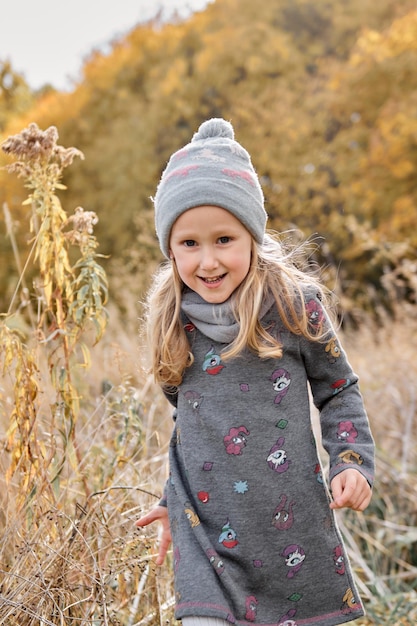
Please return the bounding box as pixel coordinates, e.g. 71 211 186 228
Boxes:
1 0 417 624
1 0 417 320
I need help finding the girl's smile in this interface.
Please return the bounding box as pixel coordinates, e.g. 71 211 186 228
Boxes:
169 205 252 304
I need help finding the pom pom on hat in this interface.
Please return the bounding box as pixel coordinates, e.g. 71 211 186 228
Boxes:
192 118 234 141
154 118 268 258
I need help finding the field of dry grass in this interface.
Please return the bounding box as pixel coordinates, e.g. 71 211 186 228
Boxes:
337 305 417 625
1 303 416 625
0 312 173 625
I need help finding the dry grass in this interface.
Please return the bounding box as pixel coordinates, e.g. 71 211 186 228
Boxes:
1 305 416 625
335 304 417 625
0 333 175 625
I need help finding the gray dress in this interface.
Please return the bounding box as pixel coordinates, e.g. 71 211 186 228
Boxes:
162 290 374 626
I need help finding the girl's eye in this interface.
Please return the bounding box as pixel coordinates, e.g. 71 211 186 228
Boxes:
218 236 231 244
184 240 196 247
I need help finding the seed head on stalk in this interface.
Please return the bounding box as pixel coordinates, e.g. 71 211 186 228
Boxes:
2 123 85 312
1 123 108 495
2 122 83 171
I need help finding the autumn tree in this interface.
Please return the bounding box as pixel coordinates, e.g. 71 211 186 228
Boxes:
1 0 416 315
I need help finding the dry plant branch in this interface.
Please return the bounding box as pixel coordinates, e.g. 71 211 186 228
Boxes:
1 123 109 503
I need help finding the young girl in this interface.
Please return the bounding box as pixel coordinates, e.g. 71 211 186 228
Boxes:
136 118 374 626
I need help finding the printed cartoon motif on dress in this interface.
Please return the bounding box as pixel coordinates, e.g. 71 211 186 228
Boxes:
325 336 341 363
267 437 291 473
305 298 324 333
197 490 210 504
281 544 306 578
276 417 289 430
333 544 346 575
183 501 200 528
337 420 358 444
337 449 364 466
244 594 258 622
341 587 361 614
224 425 250 455
202 345 224 375
331 378 352 395
270 368 292 404
277 607 298 626
184 321 196 333
206 548 225 575
218 519 239 548
234 480 249 494
183 390 204 413
272 494 296 530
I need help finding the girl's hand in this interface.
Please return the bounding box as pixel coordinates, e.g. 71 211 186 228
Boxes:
330 469 372 512
136 505 172 565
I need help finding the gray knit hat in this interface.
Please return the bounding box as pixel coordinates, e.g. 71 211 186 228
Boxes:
153 118 268 258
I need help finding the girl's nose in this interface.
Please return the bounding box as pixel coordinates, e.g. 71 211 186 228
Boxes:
199 247 219 271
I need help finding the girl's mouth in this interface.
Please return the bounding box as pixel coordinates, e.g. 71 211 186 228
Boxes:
200 274 226 285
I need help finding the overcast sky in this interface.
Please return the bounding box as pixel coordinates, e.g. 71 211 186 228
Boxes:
0 0 212 91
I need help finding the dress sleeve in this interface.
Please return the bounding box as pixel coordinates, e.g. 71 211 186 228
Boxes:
300 291 375 487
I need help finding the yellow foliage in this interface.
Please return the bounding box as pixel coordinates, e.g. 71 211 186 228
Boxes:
1 322 41 493
159 58 189 98
390 195 417 231
351 9 417 66
1 0 417 314
367 103 417 178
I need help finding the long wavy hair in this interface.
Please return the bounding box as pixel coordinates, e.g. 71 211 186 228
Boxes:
145 232 332 390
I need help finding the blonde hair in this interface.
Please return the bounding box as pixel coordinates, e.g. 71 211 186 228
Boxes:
145 232 332 390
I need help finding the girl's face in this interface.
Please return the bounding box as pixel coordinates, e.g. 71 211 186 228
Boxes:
169 205 252 304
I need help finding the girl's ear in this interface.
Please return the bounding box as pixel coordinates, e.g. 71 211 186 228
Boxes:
169 251 174 260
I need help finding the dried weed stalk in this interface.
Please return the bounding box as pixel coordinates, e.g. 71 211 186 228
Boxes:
1 123 108 501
